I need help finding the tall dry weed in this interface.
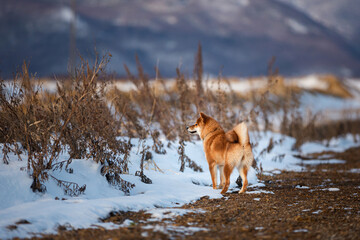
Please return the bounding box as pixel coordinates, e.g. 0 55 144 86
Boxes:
0 55 134 194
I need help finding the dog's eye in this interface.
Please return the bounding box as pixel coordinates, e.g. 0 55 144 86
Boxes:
195 124 198 126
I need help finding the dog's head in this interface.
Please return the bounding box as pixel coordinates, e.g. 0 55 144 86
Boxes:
186 112 208 136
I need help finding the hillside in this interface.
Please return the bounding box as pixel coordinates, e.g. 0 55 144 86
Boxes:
1 0 360 77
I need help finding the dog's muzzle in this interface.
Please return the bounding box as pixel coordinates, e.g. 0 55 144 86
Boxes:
186 126 197 134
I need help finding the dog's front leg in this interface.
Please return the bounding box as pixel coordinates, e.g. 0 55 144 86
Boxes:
209 163 217 189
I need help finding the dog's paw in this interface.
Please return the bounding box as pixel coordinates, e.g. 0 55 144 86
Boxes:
217 185 223 189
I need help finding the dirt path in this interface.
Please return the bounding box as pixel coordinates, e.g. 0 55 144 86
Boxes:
34 147 360 240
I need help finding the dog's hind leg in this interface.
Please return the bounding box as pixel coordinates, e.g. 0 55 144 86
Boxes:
218 165 224 189
209 163 217 189
238 166 248 193
220 163 233 194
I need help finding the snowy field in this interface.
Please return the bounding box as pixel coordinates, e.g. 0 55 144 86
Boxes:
1 75 360 239
1 132 360 239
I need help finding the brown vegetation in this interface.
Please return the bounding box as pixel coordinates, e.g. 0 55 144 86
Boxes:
0 54 133 194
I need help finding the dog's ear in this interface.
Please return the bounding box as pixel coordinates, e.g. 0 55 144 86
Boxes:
199 112 208 123
200 112 207 119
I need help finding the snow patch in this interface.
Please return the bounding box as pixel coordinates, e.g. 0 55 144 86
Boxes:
142 224 207 235
300 134 360 155
286 18 309 34
295 75 328 90
300 159 346 165
164 15 178 25
349 169 360 174
246 190 274 194
146 208 205 221
56 7 75 23
323 188 340 192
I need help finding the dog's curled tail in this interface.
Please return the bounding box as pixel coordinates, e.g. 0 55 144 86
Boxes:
233 122 250 146
233 122 254 168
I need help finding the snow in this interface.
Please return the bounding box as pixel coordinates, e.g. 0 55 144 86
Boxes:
0 160 39 210
247 190 274 194
286 18 309 35
295 75 328 90
146 208 205 221
0 131 358 238
349 169 360 173
56 7 75 23
300 134 360 155
106 81 137 92
120 219 135 227
347 79 360 95
206 77 266 94
312 210 322 214
142 224 207 236
301 159 346 165
323 188 340 192
299 93 360 118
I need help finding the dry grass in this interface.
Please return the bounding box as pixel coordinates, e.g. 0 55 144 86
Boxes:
0 54 133 194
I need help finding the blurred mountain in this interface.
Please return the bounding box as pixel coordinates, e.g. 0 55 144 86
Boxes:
1 0 360 78
277 0 360 51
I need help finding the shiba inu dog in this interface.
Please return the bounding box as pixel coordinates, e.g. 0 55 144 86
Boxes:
187 112 254 194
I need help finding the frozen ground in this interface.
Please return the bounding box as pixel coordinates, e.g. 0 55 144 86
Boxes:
1 132 360 239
